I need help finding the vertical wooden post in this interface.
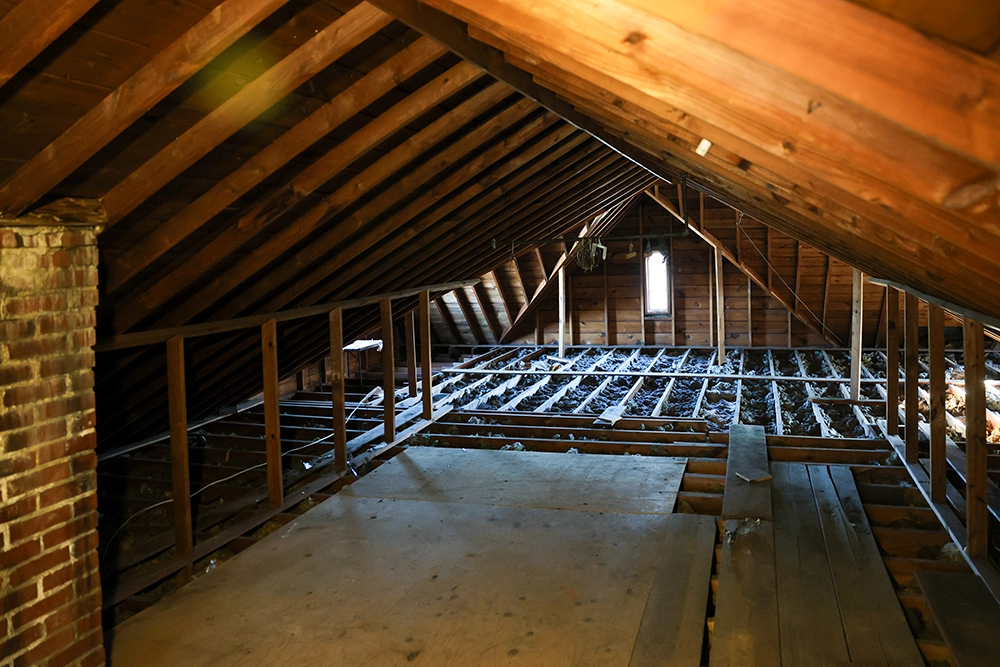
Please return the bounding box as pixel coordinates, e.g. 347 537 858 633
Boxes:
534 310 543 346
558 265 566 358
166 335 193 567
329 308 347 473
849 268 863 400
886 288 900 436
964 318 988 559
419 291 433 420
904 292 920 463
714 244 725 362
261 319 283 506
567 271 574 346
707 252 715 348
638 201 646 345
381 298 395 443
746 275 753 348
927 303 946 503
602 260 610 344
405 310 418 398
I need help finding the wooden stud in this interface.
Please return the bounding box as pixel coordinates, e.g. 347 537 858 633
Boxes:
535 310 544 346
261 319 283 506
165 335 193 564
904 292 920 463
638 199 647 345
963 319 988 559
927 303 946 503
329 308 347 473
381 299 396 443
558 265 567 357
602 260 611 344
405 310 418 397
886 288 900 436
714 244 726 361
420 291 433 420
850 268 864 400
746 275 753 348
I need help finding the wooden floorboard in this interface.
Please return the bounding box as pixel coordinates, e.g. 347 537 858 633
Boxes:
710 518 780 667
916 571 1000 667
110 449 684 666
771 462 850 667
343 447 686 515
629 514 715 667
810 465 924 666
722 424 772 521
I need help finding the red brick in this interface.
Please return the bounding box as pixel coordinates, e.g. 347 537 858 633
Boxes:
10 547 69 588
0 361 35 386
70 408 97 434
43 598 81 633
7 460 71 498
0 582 39 615
80 644 107 667
0 319 36 340
9 505 72 543
3 377 67 409
0 494 38 523
0 622 43 660
0 452 37 481
73 602 101 637
71 531 99 559
12 624 74 667
0 538 42 574
39 355 91 379
12 584 73 630
41 515 94 551
73 569 101 598
70 451 96 476
72 328 96 347
0 229 18 247
48 628 104 667
0 409 35 431
39 476 90 511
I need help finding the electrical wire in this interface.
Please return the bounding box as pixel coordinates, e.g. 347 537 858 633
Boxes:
101 386 385 557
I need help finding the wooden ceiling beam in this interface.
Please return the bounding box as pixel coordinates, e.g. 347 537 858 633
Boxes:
112 61 487 332
0 0 295 217
106 36 449 291
219 103 553 321
100 2 393 225
473 281 503 341
413 0 1000 318
0 0 99 91
435 298 464 344
454 287 487 344
490 270 514 325
295 124 592 309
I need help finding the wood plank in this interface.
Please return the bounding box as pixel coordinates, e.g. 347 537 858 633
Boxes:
809 465 924 666
0 0 294 217
261 319 283 506
850 268 863 400
165 335 192 562
107 36 447 291
770 462 850 667
886 287 900 435
102 3 393 224
419 291 433 420
404 310 418 398
928 303 947 503
964 319 989 559
629 513 715 667
0 0 99 90
904 292 920 462
722 424 771 521
916 570 1000 667
381 298 395 443
711 518 780 667
329 308 347 473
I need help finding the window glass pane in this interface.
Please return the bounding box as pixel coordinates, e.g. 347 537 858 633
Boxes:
645 250 669 313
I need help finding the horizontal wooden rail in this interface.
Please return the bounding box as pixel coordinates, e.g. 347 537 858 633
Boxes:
95 279 479 351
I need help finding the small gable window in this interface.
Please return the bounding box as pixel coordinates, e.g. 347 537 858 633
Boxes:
644 249 671 316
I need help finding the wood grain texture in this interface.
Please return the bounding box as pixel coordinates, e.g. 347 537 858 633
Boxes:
916 570 1000 667
722 424 771 521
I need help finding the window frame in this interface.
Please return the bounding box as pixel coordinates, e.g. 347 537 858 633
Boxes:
643 247 672 318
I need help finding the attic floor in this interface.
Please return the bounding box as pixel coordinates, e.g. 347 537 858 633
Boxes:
108 448 687 666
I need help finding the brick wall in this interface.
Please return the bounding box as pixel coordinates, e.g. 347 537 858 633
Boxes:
1 227 104 667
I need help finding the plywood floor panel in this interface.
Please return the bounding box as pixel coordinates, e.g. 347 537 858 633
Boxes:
110 449 686 667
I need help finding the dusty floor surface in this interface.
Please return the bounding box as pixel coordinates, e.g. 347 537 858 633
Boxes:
109 449 685 666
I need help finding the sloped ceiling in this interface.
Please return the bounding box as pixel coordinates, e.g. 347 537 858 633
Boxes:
0 0 997 446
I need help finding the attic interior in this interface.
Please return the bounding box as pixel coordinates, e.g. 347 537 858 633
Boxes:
2 0 1000 665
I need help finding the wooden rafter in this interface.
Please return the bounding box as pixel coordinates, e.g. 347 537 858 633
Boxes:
107 36 448 291
473 282 503 341
409 0 1000 318
0 0 99 91
645 185 843 346
0 0 296 217
113 60 486 331
453 288 486 344
101 3 393 225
